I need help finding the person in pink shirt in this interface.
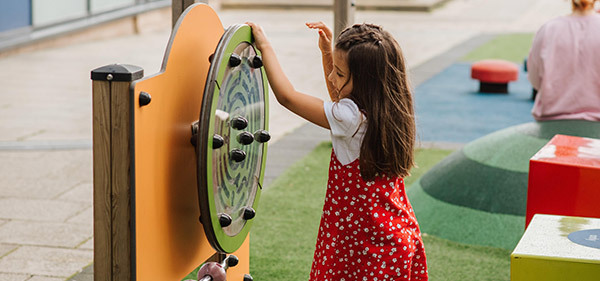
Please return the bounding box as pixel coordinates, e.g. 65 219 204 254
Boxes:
527 0 600 121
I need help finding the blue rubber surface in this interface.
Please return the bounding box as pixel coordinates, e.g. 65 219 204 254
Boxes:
414 63 535 143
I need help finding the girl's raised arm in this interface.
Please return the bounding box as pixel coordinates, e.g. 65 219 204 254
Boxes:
306 22 337 102
247 22 330 129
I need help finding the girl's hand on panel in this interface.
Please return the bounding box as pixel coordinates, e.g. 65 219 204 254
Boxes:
306 22 333 55
246 22 270 52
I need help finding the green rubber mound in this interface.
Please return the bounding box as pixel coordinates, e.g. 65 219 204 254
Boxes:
408 180 524 250
421 150 527 215
517 119 600 139
411 120 600 249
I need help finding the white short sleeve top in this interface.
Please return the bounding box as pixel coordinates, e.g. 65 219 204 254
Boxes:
323 98 367 165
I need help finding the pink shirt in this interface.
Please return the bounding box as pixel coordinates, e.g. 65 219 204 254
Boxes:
527 14 600 121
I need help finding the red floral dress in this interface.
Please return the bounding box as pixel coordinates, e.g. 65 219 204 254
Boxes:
309 151 428 281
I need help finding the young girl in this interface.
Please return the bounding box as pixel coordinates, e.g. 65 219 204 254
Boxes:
247 21 428 280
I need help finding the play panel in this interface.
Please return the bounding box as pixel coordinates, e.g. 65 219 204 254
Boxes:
92 4 268 281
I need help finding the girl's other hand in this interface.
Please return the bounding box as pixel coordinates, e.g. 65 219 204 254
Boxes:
246 22 270 51
306 22 333 55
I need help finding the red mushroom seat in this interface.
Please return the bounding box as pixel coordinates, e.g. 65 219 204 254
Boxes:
471 59 519 93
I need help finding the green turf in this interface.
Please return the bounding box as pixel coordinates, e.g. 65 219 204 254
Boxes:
462 33 534 63
248 143 514 280
423 235 511 281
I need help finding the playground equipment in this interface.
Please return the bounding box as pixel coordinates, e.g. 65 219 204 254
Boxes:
407 120 600 250
511 214 600 281
471 59 519 93
526 134 600 227
91 4 268 281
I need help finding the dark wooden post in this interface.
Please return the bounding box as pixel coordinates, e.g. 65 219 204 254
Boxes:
91 64 143 281
172 0 209 28
333 0 356 42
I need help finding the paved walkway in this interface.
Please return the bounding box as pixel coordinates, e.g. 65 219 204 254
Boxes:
0 0 569 280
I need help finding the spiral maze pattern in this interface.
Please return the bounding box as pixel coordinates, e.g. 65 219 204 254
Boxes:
212 44 265 236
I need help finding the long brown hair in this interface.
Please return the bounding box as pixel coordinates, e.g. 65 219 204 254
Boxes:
335 23 415 180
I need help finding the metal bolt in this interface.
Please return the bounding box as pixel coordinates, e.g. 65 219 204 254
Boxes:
139 92 151 106
243 207 256 220
106 74 113 81
219 213 232 227
229 53 242 67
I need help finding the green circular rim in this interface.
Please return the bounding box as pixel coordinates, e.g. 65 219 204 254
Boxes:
198 24 269 253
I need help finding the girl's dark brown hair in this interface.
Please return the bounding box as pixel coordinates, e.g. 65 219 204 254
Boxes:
335 23 415 180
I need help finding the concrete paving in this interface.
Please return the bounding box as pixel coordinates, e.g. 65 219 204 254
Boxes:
0 0 570 280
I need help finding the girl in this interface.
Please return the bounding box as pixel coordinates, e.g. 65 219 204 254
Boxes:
247 21 428 280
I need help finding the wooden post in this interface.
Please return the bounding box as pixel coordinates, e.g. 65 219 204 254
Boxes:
91 64 143 281
333 0 356 42
172 0 208 28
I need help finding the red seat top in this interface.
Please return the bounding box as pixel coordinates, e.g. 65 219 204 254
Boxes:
471 59 519 83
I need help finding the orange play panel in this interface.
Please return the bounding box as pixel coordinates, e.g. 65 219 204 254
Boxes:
526 134 600 227
130 4 249 281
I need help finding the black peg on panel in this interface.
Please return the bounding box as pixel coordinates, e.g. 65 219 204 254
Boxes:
243 274 254 281
225 255 239 268
237 132 254 145
213 134 224 149
219 213 232 227
254 130 271 143
208 53 215 63
231 116 248 130
139 92 151 106
229 53 242 67
229 149 246 162
243 207 256 220
249 56 263 68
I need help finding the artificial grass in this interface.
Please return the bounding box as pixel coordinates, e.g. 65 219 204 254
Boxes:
249 142 513 280
423 234 511 281
461 33 534 63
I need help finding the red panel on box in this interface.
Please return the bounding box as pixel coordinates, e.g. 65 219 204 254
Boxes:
526 134 600 227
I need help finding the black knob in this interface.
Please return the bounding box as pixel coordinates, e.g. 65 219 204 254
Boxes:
250 56 263 68
139 92 151 106
237 132 254 145
254 130 271 143
243 274 253 281
219 213 232 227
231 116 248 130
226 255 239 267
243 207 256 220
229 149 246 162
229 53 242 67
213 134 224 149
208 53 214 63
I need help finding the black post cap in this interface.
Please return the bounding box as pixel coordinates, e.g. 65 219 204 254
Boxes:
91 64 143 81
